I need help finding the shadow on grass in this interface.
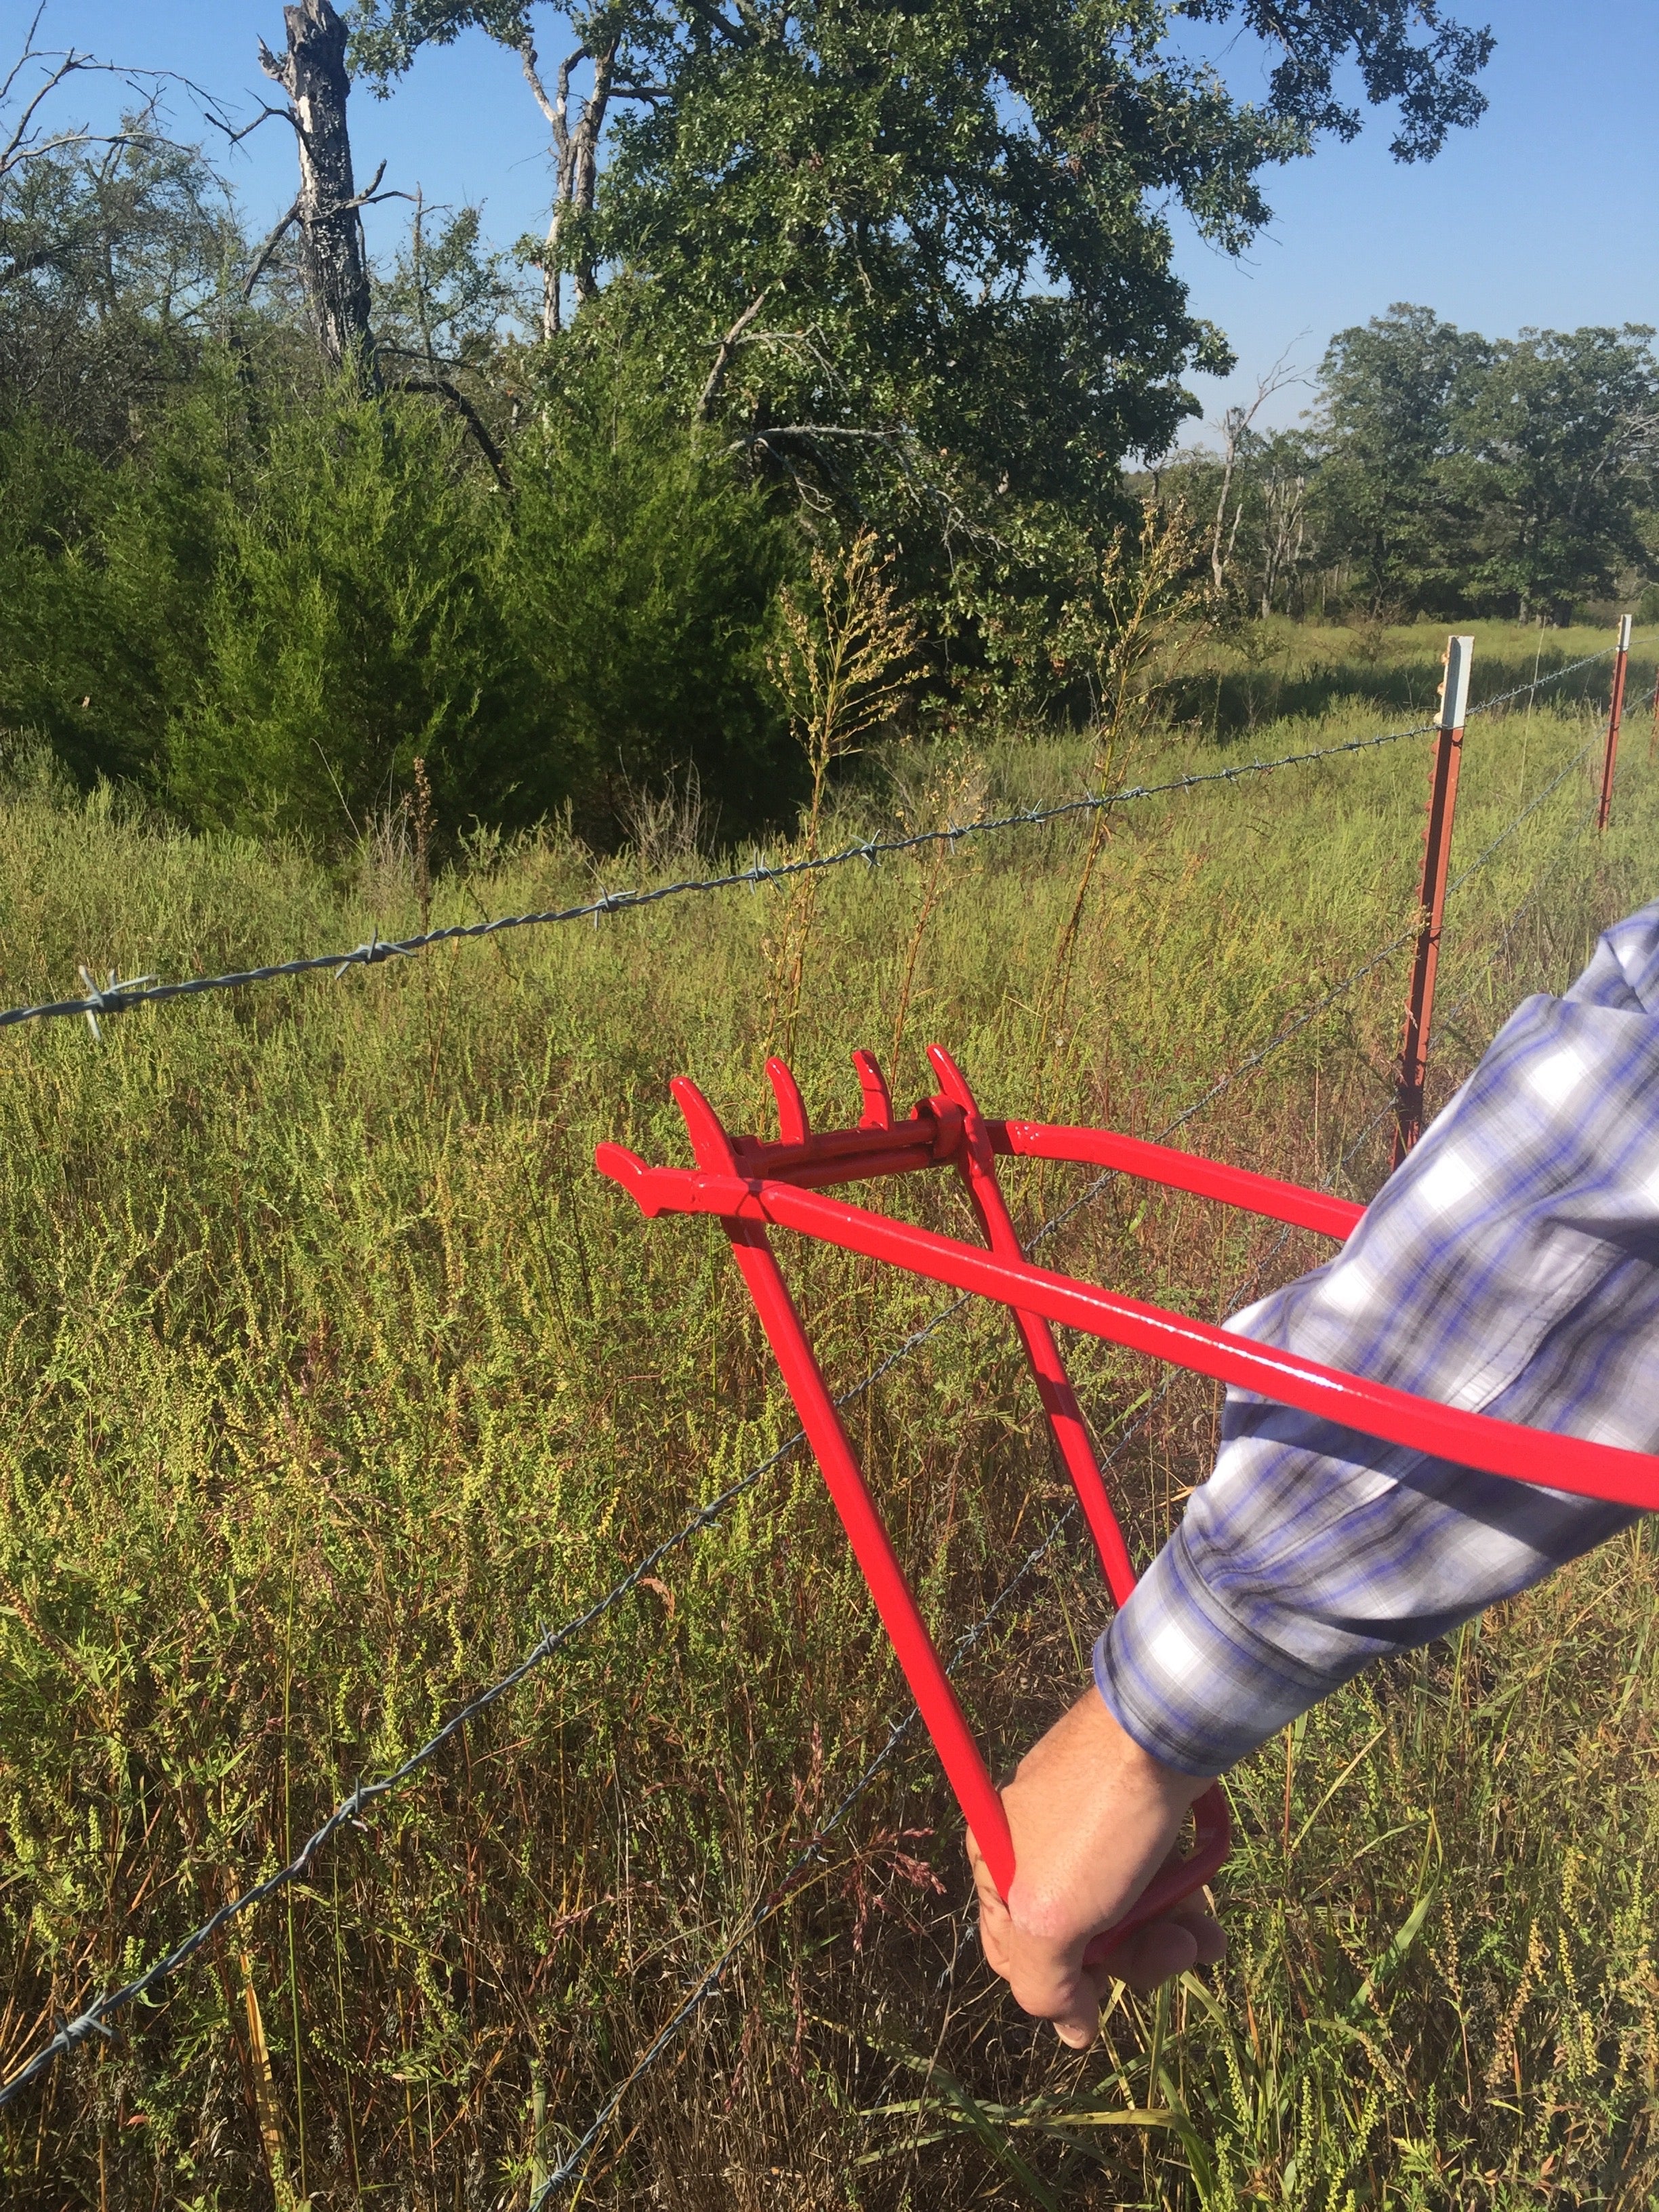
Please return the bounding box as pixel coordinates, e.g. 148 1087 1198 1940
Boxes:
1172 628 1647 745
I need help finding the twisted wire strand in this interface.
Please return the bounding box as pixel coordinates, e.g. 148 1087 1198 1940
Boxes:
0 691 1616 2110
0 648 1610 1038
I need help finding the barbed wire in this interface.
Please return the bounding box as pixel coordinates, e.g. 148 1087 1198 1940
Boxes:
1445 735 1599 901
0 691 1620 2112
0 649 1612 1039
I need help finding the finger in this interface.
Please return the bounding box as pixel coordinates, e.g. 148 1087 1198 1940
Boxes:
1103 1916 1200 1993
1021 1969 1101 2051
964 1833 1016 1975
1184 1909 1227 1968
1157 1893 1226 1967
1050 2004 1100 2051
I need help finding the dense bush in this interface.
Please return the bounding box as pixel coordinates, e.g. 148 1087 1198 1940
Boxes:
0 366 800 845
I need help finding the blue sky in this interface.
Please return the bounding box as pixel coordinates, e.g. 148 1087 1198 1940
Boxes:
11 0 1656 443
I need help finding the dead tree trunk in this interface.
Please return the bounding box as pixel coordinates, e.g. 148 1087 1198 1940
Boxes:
516 30 618 340
260 0 378 387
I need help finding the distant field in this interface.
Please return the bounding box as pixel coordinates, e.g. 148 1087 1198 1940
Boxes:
1 624 1656 2209
1169 615 1634 741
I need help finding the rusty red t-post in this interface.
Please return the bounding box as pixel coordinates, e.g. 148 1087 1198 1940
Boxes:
1393 634 1474 1168
1598 614 1633 830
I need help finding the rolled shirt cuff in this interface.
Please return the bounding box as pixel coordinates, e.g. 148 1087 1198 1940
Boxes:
1092 1523 1367 1776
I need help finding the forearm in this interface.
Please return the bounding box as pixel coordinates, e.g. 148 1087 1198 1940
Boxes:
1097 1389 1639 1776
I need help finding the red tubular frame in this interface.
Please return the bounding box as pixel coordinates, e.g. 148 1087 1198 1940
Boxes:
596 1044 1659 1959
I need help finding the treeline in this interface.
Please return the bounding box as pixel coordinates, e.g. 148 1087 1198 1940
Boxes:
1162 306 1659 626
0 1 1649 849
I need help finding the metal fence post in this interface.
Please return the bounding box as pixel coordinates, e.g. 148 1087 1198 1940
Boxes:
1393 634 1475 1167
1597 614 1633 830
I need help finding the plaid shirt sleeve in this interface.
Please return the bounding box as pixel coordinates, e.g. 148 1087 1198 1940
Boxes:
1095 900 1659 1778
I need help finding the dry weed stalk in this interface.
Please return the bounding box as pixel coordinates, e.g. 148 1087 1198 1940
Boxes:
884 742 986 1092
1034 500 1208 1107
764 532 920 1061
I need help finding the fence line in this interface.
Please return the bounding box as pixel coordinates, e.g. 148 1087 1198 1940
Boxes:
0 901 1431 2110
0 650 1611 1040
0 664 1622 2114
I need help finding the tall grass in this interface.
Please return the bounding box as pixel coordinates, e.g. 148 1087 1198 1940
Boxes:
0 637 1654 2207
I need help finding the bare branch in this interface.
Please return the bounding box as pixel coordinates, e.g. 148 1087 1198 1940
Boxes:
0 48 87 177
243 196 302 299
392 375 512 494
697 282 777 419
1208 338 1309 592
257 35 295 97
516 30 558 131
334 157 390 213
737 424 907 443
204 98 304 150
0 6 54 112
552 43 584 161
682 0 750 41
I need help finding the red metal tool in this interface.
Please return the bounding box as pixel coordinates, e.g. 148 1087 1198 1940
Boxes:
597 1044 1659 1961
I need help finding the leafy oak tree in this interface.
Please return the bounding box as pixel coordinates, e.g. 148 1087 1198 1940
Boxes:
1461 323 1659 623
1313 304 1492 613
348 0 1494 533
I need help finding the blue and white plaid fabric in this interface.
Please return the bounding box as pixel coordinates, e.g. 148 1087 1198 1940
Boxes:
1097 900 1659 1776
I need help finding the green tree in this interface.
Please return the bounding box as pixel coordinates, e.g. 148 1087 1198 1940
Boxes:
1314 303 1490 612
0 383 246 786
0 126 242 450
165 392 529 837
502 355 798 834
1460 325 1658 623
348 0 1494 533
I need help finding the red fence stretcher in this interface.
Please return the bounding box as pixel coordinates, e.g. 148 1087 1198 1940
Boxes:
597 1044 1659 1961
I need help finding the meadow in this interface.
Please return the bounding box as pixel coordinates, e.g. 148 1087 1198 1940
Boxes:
1 620 1657 2209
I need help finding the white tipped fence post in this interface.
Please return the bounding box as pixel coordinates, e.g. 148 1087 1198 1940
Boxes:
1393 633 1474 1167
1597 613 1633 832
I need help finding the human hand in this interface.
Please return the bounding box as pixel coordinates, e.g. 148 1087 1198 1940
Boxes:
966 1687 1225 2048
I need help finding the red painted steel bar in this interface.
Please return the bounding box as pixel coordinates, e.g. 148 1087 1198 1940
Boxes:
668 1069 1018 1894
998 1120 1364 1243
1597 613 1633 832
1394 634 1475 1166
930 1046 1139 1608
605 1147 1659 1515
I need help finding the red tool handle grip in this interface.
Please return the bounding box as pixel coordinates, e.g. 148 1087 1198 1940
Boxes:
1078 1782 1230 1967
